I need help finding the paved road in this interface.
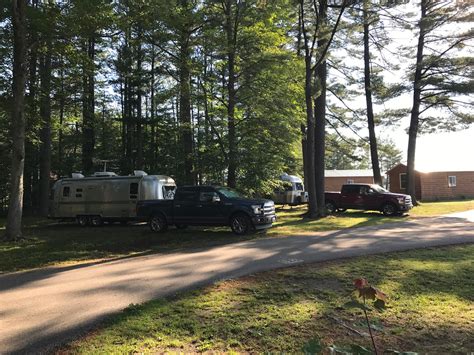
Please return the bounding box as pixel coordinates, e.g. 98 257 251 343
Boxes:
1 213 473 354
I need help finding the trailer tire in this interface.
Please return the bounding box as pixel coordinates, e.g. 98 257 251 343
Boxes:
90 216 103 227
77 216 89 227
150 214 168 233
325 201 337 214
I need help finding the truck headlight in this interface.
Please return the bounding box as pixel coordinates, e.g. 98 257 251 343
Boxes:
251 205 263 215
397 197 405 205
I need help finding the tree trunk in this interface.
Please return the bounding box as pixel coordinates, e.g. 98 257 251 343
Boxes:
136 34 144 170
4 0 28 241
407 0 427 205
58 58 65 177
304 55 317 218
178 1 194 185
82 36 95 175
363 0 382 186
23 0 39 212
314 60 327 218
300 0 317 218
314 0 328 218
39 38 52 217
225 0 238 188
150 45 157 173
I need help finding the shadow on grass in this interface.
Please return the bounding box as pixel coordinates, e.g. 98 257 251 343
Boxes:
0 219 265 273
61 245 474 354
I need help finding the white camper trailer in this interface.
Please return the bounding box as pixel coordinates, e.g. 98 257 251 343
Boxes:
272 173 308 205
49 171 176 226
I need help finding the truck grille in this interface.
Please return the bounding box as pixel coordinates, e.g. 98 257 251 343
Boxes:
263 203 275 216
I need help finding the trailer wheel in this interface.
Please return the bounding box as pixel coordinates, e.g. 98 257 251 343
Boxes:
325 201 337 214
77 216 89 227
150 215 168 233
90 216 103 227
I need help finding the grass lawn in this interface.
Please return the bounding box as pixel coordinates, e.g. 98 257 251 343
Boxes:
0 199 472 273
61 244 474 354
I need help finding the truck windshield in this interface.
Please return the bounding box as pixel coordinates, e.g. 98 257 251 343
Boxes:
371 185 388 193
216 187 243 198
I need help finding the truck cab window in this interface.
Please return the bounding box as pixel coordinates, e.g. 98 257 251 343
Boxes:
200 191 219 203
63 186 70 197
342 185 359 194
175 190 198 201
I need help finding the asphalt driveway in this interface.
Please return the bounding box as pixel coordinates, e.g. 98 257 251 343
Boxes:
1 212 473 354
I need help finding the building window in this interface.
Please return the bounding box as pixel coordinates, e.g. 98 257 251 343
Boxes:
448 176 457 187
347 179 354 184
399 173 407 189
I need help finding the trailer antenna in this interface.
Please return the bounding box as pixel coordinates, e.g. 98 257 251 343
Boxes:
95 159 114 172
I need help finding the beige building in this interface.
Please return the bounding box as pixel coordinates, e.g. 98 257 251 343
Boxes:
386 163 474 201
325 170 374 192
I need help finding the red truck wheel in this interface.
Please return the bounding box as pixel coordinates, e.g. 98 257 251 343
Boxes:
382 203 397 216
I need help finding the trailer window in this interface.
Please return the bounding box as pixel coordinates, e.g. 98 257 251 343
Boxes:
63 186 70 197
130 183 139 199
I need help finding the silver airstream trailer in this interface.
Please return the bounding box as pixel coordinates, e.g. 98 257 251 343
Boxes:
272 173 308 205
49 171 176 226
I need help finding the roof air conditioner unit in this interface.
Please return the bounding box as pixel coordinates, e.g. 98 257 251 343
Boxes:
72 173 85 179
134 170 148 177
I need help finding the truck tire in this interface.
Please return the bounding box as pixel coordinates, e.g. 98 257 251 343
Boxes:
77 215 89 227
325 201 337 214
230 213 252 235
90 216 103 227
150 215 168 233
381 203 397 216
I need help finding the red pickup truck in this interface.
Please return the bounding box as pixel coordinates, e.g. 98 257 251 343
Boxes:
325 184 413 216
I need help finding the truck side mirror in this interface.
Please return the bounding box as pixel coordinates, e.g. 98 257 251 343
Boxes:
212 195 221 203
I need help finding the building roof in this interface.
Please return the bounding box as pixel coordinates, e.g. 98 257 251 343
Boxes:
386 163 474 174
325 169 374 177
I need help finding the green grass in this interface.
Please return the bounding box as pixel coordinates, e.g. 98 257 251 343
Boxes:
0 199 472 273
410 199 474 216
62 244 474 354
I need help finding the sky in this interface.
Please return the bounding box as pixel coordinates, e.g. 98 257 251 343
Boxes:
409 126 474 172
370 1 474 173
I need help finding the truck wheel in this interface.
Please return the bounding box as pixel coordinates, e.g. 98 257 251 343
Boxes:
90 216 103 227
230 214 252 235
77 216 89 227
382 203 397 216
150 215 168 233
325 201 337 214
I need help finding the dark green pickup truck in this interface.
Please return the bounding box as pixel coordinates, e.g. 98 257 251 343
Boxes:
137 186 277 235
